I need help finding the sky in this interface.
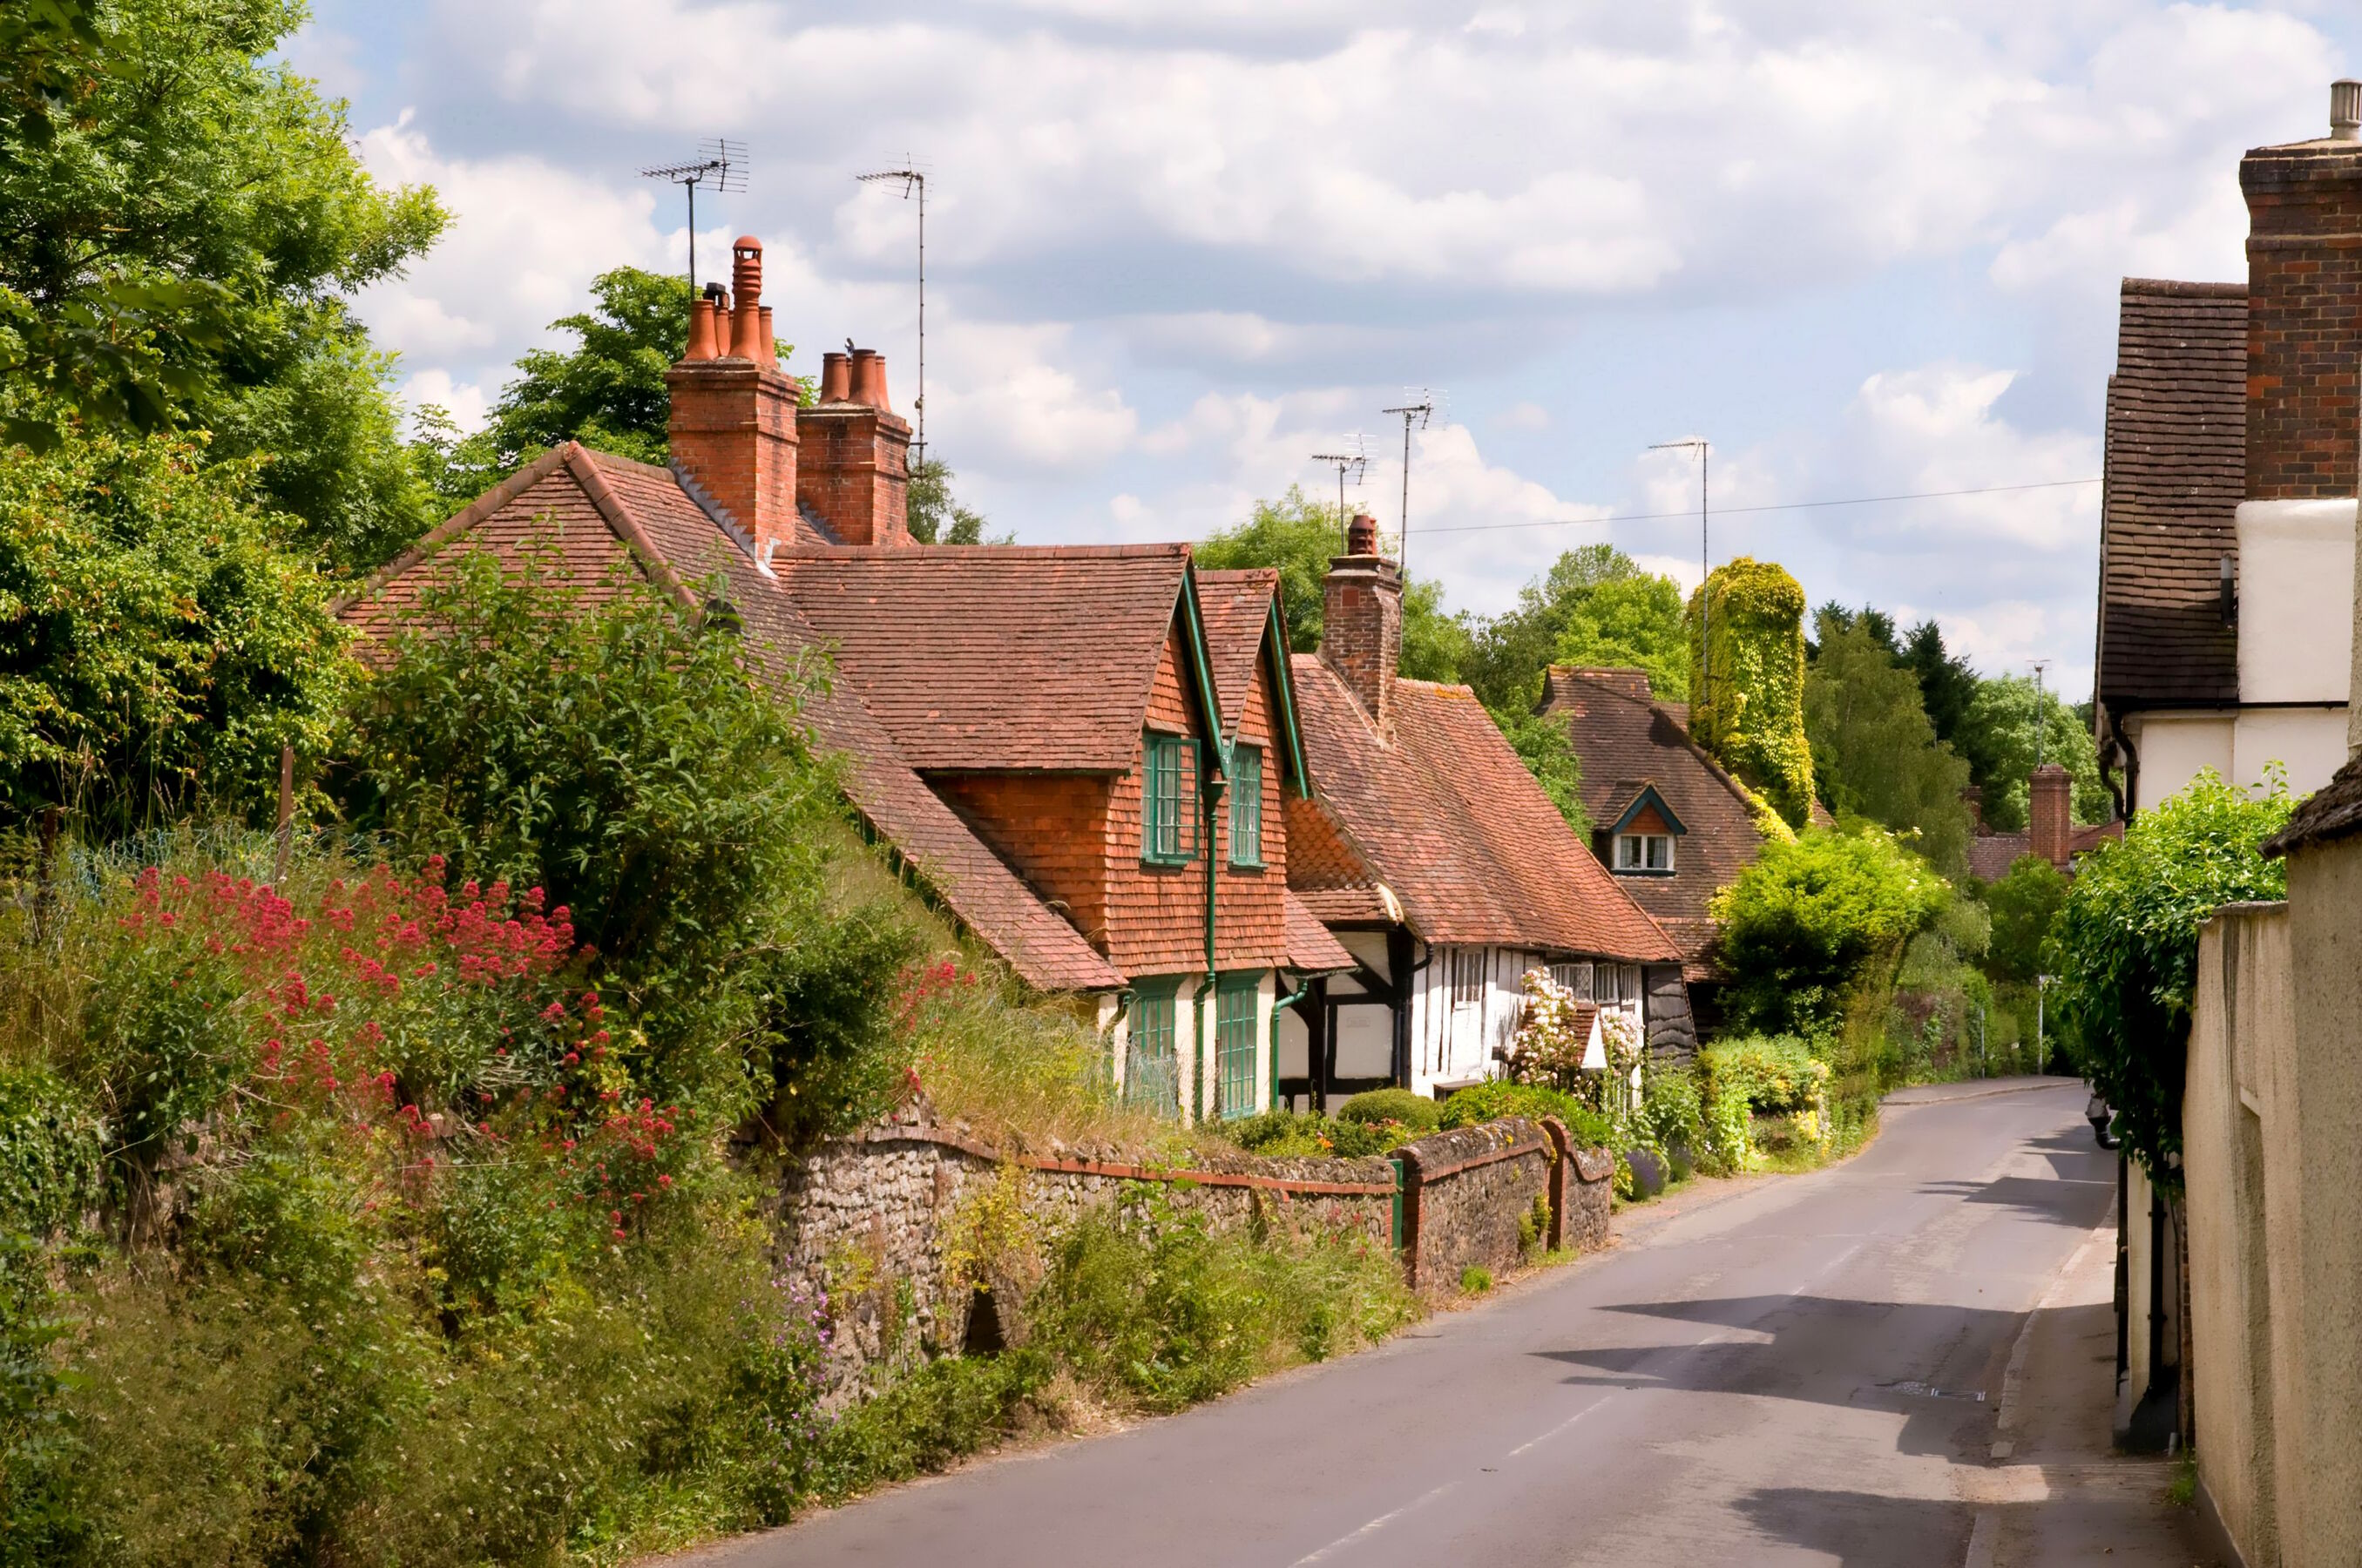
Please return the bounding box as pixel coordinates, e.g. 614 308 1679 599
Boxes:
294 1 2362 700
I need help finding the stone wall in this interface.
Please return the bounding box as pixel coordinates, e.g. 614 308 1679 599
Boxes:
768 1107 1616 1392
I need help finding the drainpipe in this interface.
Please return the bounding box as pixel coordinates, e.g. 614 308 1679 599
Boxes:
1272 974 1316 1112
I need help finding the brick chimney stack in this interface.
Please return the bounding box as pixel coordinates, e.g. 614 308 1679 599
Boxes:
795 344 912 547
2030 764 2073 869
1320 512 1403 740
2236 82 2362 720
667 237 802 551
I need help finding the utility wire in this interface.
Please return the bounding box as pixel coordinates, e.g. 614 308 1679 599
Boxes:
1407 476 2100 537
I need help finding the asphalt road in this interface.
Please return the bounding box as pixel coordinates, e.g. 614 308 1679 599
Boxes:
687 1079 2114 1568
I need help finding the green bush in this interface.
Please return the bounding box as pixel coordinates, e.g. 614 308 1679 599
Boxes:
1712 826 1949 1034
0 1064 104 1237
1228 1109 1404 1159
1335 1088 1440 1132
1459 1265 1492 1295
1436 1079 1609 1148
1635 1070 1704 1164
1699 1035 1830 1115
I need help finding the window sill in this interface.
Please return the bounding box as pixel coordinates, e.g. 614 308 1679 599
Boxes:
1612 868 1678 878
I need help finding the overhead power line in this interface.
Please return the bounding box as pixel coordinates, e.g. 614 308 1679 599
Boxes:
1407 476 2101 537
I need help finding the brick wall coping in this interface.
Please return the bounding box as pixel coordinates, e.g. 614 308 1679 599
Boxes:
1398 1126 1548 1183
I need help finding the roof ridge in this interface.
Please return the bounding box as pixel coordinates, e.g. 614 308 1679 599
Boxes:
335 442 580 612
775 542 1192 561
2120 277 2246 298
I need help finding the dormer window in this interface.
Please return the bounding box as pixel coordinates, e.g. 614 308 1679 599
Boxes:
1614 832 1675 874
1601 783 1685 878
1142 729 1200 866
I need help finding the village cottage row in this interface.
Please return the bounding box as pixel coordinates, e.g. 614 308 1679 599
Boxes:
347 237 1793 1120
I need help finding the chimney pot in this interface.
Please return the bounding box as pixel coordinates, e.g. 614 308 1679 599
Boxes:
686 298 719 362
758 306 776 368
731 237 763 308
2334 79 2361 141
819 352 850 402
1345 510 1380 556
848 348 891 411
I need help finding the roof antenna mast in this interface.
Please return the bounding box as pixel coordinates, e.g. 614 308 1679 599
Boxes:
1649 438 1710 699
1382 391 1436 569
857 161 928 463
640 139 746 295
1309 435 1371 547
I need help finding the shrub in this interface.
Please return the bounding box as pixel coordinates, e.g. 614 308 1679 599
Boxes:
1635 1069 1704 1165
1984 854 2069 985
1699 1035 1830 1115
2048 768 2292 1186
1228 1109 1404 1159
1518 1193 1551 1256
1336 1088 1440 1132
1712 826 1949 1034
1437 1079 1609 1148
1459 1265 1492 1294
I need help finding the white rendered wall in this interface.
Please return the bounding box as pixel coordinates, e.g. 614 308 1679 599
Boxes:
2126 712 2235 809
2233 706 2352 798
2235 498 2356 706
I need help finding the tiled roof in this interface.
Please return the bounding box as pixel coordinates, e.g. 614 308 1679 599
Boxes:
340 443 1122 994
2097 279 2245 712
1966 821 2125 882
1283 890 1357 972
772 544 1195 771
1537 666 1767 967
1195 568 1279 741
2267 750 2362 855
1292 659 1681 962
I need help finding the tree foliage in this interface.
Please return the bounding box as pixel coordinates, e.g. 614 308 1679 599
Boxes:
1900 618 1979 751
1490 708 1589 835
0 0 447 571
2046 768 2292 1186
1954 675 2109 832
1462 544 1682 712
907 456 998 544
1983 853 2069 985
0 427 352 832
1804 610 1973 875
1712 826 1950 1034
1195 487 1465 681
1689 558 1813 828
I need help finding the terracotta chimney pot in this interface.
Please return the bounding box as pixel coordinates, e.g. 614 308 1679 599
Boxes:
1345 510 1379 555
686 298 719 362
819 352 850 403
758 306 776 368
667 234 800 551
849 348 890 411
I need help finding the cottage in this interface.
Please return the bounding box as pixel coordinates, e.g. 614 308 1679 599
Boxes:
348 236 1351 1124
1278 517 1688 1108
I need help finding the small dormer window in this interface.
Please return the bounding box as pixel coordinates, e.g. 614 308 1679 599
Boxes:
1614 832 1674 874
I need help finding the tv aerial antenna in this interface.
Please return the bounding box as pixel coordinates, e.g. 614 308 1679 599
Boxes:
1648 437 1710 701
1382 391 1437 568
1310 435 1371 546
856 161 929 462
639 139 745 296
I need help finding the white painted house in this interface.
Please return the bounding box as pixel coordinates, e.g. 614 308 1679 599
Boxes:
1275 514 1689 1108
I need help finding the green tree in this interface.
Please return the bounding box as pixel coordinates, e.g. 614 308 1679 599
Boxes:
1711 826 1951 1034
0 427 352 832
1689 558 1814 828
1983 854 2069 984
1491 708 1588 835
1900 619 1979 750
1811 601 1898 657
1195 487 1465 681
1953 675 2109 833
1804 611 1974 875
1550 571 1689 704
1462 544 1665 711
2047 768 2291 1185
908 456 998 544
0 0 448 571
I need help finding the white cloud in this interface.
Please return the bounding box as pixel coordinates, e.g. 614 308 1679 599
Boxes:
1497 401 1550 431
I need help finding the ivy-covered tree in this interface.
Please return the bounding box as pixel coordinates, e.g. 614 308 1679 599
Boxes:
0 0 448 571
1195 487 1466 681
1804 611 1973 875
2047 768 2292 1185
0 428 353 832
1689 558 1814 828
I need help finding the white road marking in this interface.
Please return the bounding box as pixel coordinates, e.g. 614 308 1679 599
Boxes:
1506 1396 1608 1458
1286 1481 1460 1566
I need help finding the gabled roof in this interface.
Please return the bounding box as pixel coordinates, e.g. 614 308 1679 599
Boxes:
771 544 1219 774
1289 658 1680 963
1537 666 1767 968
342 443 1122 994
2096 278 2246 713
1195 568 1310 787
1602 782 1687 837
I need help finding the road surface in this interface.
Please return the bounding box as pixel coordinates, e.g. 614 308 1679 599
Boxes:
687 1079 2116 1567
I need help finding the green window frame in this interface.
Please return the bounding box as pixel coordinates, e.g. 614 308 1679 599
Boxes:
1228 743 1264 867
1141 730 1199 866
1215 974 1261 1120
1126 979 1181 1115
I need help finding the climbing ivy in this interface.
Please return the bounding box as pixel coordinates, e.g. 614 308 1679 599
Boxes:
1688 558 1814 828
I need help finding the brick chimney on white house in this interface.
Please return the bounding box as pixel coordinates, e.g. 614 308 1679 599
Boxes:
1321 511 1403 740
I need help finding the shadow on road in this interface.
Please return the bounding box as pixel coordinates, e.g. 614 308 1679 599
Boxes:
1536 1294 2019 1457
1732 1486 1973 1566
